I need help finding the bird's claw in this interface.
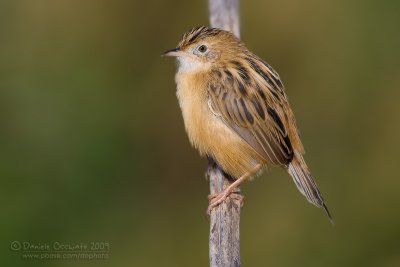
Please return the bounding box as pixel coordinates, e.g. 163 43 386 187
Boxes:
207 190 244 215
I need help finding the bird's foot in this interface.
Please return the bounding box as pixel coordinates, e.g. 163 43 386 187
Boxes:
207 189 243 215
206 164 262 215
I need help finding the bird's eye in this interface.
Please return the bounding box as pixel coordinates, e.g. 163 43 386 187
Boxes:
198 45 207 53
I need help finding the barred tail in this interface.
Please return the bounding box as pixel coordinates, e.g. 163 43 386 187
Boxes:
288 154 333 223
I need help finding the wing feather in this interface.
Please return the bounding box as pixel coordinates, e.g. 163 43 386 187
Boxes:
208 56 297 166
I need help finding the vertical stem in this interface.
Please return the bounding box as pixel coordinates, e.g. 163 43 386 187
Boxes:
207 1 240 266
209 0 240 38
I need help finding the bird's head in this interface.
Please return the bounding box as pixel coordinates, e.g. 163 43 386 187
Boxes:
163 26 244 72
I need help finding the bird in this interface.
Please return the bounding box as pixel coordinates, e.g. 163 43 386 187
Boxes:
163 26 331 221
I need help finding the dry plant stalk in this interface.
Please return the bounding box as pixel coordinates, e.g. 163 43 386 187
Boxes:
207 1 241 266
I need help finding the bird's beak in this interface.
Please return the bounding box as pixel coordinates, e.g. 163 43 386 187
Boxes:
162 47 184 57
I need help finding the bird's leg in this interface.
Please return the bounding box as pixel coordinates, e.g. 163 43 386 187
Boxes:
207 163 262 215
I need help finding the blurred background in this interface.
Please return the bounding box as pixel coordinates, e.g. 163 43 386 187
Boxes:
1 0 400 266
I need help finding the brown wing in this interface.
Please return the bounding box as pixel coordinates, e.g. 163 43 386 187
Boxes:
208 56 301 166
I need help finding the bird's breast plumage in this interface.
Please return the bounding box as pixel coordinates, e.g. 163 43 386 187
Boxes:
175 70 263 178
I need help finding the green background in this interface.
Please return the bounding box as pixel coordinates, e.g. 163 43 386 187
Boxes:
1 0 400 266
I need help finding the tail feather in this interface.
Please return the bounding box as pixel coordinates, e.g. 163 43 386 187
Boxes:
288 155 333 223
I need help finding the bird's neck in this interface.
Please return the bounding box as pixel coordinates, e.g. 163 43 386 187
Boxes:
176 56 211 74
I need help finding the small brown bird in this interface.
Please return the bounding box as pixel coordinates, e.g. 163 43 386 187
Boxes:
164 26 331 220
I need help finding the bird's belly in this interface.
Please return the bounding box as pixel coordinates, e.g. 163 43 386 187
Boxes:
179 95 262 178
